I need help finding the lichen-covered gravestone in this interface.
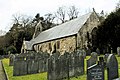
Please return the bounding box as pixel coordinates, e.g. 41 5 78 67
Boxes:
106 54 119 80
87 52 98 68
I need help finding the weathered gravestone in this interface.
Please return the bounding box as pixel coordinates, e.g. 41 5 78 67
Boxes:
86 48 91 55
106 54 119 80
74 50 84 77
60 52 69 79
87 63 104 80
13 60 27 76
87 57 104 80
117 47 120 57
47 52 69 80
69 53 75 77
87 52 98 68
47 55 56 80
9 54 15 66
27 56 39 74
96 48 100 56
104 54 109 62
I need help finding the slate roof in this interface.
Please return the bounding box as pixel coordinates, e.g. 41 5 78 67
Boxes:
26 12 93 50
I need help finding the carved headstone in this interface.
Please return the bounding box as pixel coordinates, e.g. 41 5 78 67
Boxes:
106 54 119 80
87 63 104 80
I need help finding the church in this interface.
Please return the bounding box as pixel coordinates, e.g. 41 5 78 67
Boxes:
21 9 101 54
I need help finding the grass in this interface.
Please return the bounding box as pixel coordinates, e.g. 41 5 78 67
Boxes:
2 59 47 80
2 55 120 80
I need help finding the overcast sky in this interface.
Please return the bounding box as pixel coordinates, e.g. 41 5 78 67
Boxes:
0 0 119 31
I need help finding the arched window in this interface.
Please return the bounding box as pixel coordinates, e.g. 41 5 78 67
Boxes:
49 43 52 51
57 41 60 49
91 27 98 48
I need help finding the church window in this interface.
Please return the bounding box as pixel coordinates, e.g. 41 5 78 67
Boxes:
49 43 52 51
57 41 60 49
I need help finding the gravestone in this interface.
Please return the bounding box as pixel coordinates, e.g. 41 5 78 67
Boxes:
38 58 44 73
117 47 120 57
9 54 15 66
86 48 91 55
47 55 56 80
87 63 104 80
96 48 100 56
69 53 75 77
74 50 84 77
106 54 119 80
82 49 86 58
13 60 27 76
104 54 109 62
87 52 98 68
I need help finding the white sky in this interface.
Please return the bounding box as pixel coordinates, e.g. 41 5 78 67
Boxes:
0 0 119 31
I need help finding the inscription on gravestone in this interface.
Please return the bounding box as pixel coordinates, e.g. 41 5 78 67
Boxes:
87 63 104 80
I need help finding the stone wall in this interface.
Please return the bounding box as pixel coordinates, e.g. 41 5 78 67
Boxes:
34 12 100 53
77 12 100 49
34 36 76 54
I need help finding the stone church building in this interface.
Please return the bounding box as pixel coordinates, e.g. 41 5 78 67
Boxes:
21 10 101 54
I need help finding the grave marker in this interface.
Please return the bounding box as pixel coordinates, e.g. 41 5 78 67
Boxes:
106 54 119 80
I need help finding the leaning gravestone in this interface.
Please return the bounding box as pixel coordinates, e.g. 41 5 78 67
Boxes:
117 47 120 57
87 52 98 68
106 54 119 80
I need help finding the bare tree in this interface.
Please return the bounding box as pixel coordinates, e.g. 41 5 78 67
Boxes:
12 13 32 27
21 15 32 27
55 6 66 23
44 13 55 23
12 13 22 24
68 6 79 20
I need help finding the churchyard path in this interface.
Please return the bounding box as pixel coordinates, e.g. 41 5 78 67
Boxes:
0 60 7 80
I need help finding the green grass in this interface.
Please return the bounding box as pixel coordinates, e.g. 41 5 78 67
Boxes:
2 59 47 80
2 55 120 80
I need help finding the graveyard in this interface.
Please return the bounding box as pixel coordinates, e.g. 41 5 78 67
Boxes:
2 51 120 80
0 1 120 80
